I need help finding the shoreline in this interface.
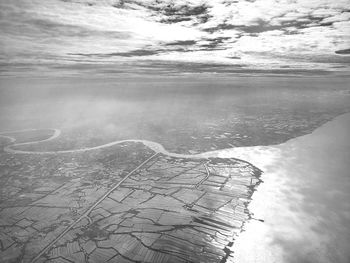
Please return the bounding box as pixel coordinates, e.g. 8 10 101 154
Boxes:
224 112 350 263
0 127 264 263
2 113 350 262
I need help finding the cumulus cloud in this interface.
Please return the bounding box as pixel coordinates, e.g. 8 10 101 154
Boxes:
0 0 349 76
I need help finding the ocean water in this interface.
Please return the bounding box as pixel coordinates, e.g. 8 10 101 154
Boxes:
219 113 350 263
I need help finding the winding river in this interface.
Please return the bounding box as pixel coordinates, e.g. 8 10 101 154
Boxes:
2 113 350 263
0 128 244 159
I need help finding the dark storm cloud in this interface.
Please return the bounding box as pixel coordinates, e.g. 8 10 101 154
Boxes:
335 49 350 55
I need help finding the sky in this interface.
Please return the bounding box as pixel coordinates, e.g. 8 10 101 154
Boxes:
0 0 350 77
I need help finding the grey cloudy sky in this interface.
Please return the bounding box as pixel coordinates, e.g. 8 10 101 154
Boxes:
0 0 349 77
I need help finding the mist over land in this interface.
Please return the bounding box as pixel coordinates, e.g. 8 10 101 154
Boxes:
1 76 349 153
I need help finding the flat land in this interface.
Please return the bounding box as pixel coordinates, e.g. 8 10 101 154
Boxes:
0 130 260 262
0 76 349 263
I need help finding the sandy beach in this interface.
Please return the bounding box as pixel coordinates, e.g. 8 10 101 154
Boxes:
217 113 350 263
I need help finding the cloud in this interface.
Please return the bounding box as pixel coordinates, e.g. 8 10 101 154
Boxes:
165 40 197 46
71 49 160 57
21 18 131 39
112 1 212 24
335 48 350 55
0 0 349 76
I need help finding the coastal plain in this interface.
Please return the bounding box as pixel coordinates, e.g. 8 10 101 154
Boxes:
0 76 350 263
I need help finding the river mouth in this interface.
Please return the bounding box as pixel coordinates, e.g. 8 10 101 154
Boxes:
1 76 350 154
1 76 350 263
2 114 349 263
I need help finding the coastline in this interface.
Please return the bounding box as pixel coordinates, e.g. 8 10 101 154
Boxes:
0 126 264 263
220 112 350 263
1 113 350 262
